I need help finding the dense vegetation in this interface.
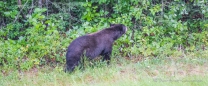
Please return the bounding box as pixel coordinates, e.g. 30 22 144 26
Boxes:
0 0 207 71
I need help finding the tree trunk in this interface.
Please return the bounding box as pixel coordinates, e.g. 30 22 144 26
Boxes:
39 0 42 8
18 0 22 7
17 0 26 21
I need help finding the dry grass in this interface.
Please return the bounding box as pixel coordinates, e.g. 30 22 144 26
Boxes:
1 51 208 86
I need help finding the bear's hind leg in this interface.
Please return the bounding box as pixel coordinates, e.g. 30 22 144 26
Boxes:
65 57 80 72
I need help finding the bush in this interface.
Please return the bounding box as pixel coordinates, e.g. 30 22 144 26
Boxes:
0 0 207 70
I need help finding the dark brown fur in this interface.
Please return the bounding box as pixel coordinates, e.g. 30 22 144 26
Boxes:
65 24 127 72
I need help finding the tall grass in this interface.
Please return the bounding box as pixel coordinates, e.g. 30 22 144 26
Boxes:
1 50 208 86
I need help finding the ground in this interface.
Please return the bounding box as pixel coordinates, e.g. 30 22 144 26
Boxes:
1 51 208 86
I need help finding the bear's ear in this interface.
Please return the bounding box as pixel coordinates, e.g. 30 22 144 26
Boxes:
110 24 116 27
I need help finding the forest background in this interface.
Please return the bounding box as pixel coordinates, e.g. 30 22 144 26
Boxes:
0 0 207 78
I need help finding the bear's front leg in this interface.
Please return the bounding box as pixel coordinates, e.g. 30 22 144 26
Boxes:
102 50 112 64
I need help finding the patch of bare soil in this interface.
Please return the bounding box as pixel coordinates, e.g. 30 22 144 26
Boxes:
154 64 208 78
18 67 39 79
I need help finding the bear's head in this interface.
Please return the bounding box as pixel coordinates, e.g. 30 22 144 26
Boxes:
109 24 127 40
110 24 127 34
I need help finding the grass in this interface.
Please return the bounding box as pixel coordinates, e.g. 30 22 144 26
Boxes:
1 50 208 86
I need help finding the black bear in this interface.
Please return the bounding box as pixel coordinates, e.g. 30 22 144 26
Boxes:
65 24 127 72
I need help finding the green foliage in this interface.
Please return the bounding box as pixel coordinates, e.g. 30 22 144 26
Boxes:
0 8 65 70
0 0 207 70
